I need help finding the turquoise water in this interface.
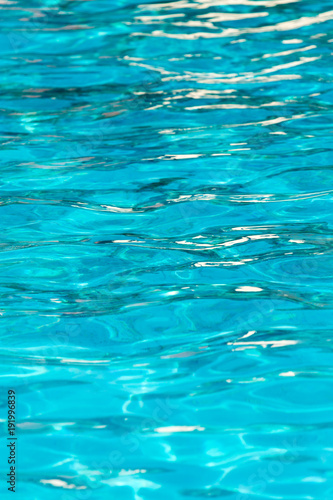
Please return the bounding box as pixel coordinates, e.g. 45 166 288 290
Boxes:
1 0 333 498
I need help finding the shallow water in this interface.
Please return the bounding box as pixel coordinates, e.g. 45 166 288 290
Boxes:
0 0 333 498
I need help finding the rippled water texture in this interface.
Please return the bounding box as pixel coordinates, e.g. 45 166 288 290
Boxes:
1 0 333 498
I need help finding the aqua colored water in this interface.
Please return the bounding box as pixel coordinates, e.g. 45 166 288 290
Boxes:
0 0 333 498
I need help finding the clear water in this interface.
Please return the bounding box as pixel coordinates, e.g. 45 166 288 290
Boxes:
0 0 333 498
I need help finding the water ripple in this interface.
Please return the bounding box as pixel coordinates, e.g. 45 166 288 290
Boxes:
1 0 333 498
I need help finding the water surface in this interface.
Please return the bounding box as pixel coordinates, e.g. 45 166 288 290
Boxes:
0 0 333 498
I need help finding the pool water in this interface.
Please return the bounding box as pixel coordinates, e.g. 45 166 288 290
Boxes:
0 0 333 498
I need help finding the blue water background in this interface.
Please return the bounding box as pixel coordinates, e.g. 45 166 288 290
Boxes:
0 0 333 498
